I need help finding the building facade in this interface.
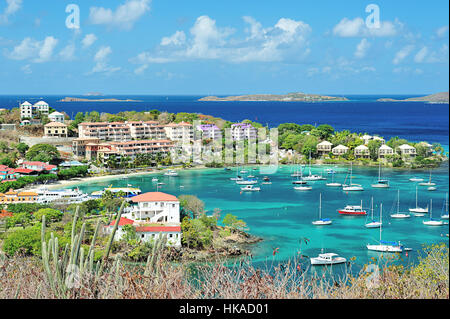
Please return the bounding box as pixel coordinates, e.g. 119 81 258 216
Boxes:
44 122 68 138
230 123 257 141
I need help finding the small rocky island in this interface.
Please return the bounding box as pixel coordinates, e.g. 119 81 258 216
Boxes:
199 92 348 102
377 92 449 104
59 97 141 102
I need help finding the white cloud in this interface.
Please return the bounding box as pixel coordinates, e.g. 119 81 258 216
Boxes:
89 46 121 75
134 64 149 75
393 45 414 64
414 47 428 63
131 15 312 66
161 31 186 46
89 0 151 30
332 17 399 37
354 38 371 58
21 64 31 74
436 25 449 38
82 33 97 48
0 0 22 24
59 44 76 61
7 36 58 63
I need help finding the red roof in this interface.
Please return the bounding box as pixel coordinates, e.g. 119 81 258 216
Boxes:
13 168 35 174
135 226 181 233
0 210 13 219
131 192 179 203
108 217 135 227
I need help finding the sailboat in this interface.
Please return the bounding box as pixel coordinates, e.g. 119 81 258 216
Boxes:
342 162 364 191
390 190 411 219
365 197 382 228
409 185 428 216
367 203 404 253
371 162 389 188
423 199 444 226
419 170 436 186
230 167 243 181
442 193 449 220
302 151 325 181
312 194 333 225
326 171 341 187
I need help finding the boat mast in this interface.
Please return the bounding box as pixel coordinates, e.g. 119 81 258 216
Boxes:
379 203 383 242
319 193 322 219
397 189 400 214
371 197 374 220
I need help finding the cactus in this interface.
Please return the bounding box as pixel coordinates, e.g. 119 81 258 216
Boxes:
40 200 127 298
144 233 168 277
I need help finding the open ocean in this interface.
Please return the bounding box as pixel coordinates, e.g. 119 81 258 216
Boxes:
0 94 448 151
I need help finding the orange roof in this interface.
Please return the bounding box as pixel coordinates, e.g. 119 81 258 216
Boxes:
131 192 179 203
18 191 38 196
5 189 17 195
44 121 67 127
135 226 181 233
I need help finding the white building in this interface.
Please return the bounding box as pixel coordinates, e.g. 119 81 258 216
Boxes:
332 144 349 156
123 192 180 224
354 145 370 158
317 141 333 156
48 111 65 123
196 124 222 140
135 225 181 247
20 100 50 120
230 123 257 141
397 144 417 157
378 144 394 158
362 134 385 145
164 122 194 142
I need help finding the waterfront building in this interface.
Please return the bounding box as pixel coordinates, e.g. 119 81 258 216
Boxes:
230 123 257 141
123 192 180 224
196 124 222 140
20 101 49 120
48 111 65 123
354 145 370 158
20 161 57 172
78 121 166 142
164 122 194 142
417 142 433 156
0 189 38 203
362 134 385 145
332 144 349 156
44 122 68 138
378 144 394 158
397 144 417 158
317 141 333 156
135 225 182 247
72 137 101 158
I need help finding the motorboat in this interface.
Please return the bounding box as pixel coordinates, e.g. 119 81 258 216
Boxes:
152 177 159 182
164 170 179 176
240 185 260 192
312 194 333 225
294 186 312 191
236 179 258 185
310 253 347 265
37 188 92 204
409 177 424 182
338 201 367 215
367 204 404 253
91 186 141 198
427 187 437 191
292 180 307 185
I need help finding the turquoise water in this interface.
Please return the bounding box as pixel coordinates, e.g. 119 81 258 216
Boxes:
70 163 449 271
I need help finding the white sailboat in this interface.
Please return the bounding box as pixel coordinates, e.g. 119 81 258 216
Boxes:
390 190 411 219
294 185 312 191
423 199 444 226
302 151 325 181
409 177 424 182
367 203 404 253
442 193 449 220
409 186 429 216
326 171 341 187
240 185 261 192
365 197 382 228
371 162 389 188
342 162 364 191
419 170 436 186
312 193 333 225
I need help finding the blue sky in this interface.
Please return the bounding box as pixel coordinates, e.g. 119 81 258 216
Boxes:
0 0 448 95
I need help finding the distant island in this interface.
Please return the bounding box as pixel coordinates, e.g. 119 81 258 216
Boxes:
377 92 449 104
58 97 141 102
198 92 349 102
